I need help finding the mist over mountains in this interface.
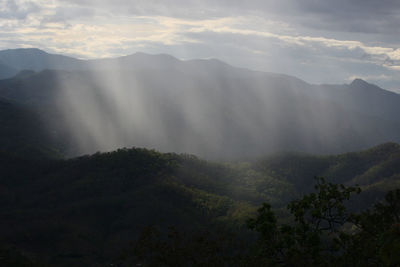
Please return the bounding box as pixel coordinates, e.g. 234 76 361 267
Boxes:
1 48 400 266
0 48 399 159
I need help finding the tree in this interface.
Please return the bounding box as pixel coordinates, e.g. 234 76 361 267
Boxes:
248 177 400 266
342 189 400 266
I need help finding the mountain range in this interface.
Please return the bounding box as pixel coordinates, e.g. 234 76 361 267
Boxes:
1 48 400 265
0 48 399 159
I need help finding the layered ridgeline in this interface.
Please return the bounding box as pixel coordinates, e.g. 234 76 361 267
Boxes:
0 48 400 159
0 143 399 265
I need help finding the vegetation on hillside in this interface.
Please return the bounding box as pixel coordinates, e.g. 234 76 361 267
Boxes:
0 143 399 265
129 178 400 266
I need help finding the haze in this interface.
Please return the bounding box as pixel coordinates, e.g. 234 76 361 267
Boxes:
0 1 399 159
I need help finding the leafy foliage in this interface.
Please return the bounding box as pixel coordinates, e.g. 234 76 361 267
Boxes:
248 178 400 266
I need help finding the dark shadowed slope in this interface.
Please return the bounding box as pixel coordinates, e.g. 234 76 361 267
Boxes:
0 143 399 265
0 97 60 158
0 148 258 266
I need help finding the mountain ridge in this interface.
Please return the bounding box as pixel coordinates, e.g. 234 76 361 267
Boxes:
0 48 399 159
1 48 395 93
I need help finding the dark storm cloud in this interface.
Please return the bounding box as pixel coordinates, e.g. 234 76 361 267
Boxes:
288 0 400 42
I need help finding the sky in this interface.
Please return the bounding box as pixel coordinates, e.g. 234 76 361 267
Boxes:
0 0 399 92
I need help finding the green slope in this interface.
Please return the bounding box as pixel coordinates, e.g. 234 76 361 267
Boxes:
1 143 400 265
0 148 258 266
255 142 400 206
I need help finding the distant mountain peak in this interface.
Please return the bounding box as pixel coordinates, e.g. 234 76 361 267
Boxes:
350 78 369 87
348 78 397 96
1 47 47 54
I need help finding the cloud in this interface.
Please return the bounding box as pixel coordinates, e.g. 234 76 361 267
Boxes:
0 0 41 20
41 6 95 24
56 0 400 36
0 0 399 90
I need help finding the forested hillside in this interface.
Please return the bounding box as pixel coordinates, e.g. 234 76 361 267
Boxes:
255 142 400 206
1 143 399 265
